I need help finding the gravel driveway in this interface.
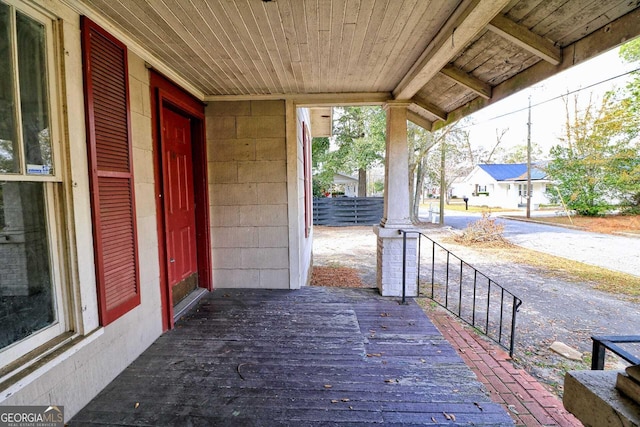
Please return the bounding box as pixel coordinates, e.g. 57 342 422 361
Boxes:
439 210 640 278
312 225 639 396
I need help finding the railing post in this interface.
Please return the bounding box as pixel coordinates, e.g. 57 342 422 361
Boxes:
509 296 518 357
401 230 407 305
416 235 421 296
591 338 606 370
485 280 491 334
472 270 477 327
430 241 435 298
445 252 450 307
458 260 463 317
498 288 504 344
589 336 640 368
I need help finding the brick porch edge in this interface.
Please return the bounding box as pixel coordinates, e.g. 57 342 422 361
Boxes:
426 308 582 427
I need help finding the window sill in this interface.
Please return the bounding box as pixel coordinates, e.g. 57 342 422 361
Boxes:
0 328 104 401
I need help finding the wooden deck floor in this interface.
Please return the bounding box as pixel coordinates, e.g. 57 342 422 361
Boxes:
69 287 514 426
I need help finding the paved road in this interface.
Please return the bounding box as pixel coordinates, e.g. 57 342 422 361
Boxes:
421 209 640 278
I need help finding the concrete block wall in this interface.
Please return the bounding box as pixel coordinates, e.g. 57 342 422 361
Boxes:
206 100 289 288
129 54 162 314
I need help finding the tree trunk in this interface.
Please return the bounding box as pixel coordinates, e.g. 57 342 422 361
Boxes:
439 141 446 225
408 166 416 221
358 168 367 197
413 160 425 222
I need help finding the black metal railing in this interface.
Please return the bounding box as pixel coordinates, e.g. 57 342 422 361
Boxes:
591 335 640 370
400 230 523 357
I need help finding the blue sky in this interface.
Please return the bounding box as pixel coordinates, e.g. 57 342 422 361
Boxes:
464 44 638 155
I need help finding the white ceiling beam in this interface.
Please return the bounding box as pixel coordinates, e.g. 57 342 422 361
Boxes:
393 0 511 100
411 98 447 122
487 14 562 65
407 110 433 132
204 92 392 106
434 6 640 131
439 65 492 99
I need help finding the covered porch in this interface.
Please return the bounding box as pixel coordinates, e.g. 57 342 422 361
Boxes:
2 0 640 424
69 287 513 426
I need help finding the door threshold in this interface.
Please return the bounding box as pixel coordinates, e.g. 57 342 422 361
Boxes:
173 287 208 323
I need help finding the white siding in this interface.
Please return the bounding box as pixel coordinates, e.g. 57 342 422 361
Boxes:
296 108 313 288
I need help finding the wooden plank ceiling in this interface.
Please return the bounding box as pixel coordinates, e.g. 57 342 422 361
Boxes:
77 0 640 128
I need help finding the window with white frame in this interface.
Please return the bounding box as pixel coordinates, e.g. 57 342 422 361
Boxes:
518 184 532 197
0 0 67 365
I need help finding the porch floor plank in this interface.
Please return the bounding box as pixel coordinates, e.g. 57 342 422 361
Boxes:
69 287 513 426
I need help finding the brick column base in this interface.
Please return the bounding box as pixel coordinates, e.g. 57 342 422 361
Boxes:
374 225 418 297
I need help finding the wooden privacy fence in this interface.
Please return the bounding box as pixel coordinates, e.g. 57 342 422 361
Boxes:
313 197 383 226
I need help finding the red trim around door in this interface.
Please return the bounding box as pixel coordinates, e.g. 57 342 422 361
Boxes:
150 71 211 331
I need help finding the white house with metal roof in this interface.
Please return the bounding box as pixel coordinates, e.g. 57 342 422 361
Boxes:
331 173 360 197
455 163 551 209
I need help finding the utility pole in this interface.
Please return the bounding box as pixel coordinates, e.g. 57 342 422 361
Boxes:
526 96 532 219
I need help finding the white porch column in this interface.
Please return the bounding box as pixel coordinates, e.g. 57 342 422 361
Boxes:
374 102 418 297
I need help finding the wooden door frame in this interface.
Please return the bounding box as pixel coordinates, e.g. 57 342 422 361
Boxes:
150 71 211 331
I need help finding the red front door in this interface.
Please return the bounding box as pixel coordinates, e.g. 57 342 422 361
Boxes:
162 107 198 305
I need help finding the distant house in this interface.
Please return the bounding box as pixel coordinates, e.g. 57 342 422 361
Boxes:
453 164 551 209
331 173 359 197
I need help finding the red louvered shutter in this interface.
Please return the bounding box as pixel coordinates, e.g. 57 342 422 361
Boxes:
81 17 140 325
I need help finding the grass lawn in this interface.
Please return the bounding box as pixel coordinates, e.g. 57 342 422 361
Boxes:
442 237 640 298
507 214 640 235
493 245 640 297
422 201 516 214
445 212 640 296
433 200 639 235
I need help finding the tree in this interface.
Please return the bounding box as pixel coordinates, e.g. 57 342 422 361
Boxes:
496 143 543 164
465 127 508 165
619 37 640 62
327 107 386 196
423 122 474 205
312 137 333 196
547 39 640 215
545 91 639 215
606 144 640 213
619 38 640 120
408 118 502 222
0 138 19 173
616 37 640 212
408 121 437 221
